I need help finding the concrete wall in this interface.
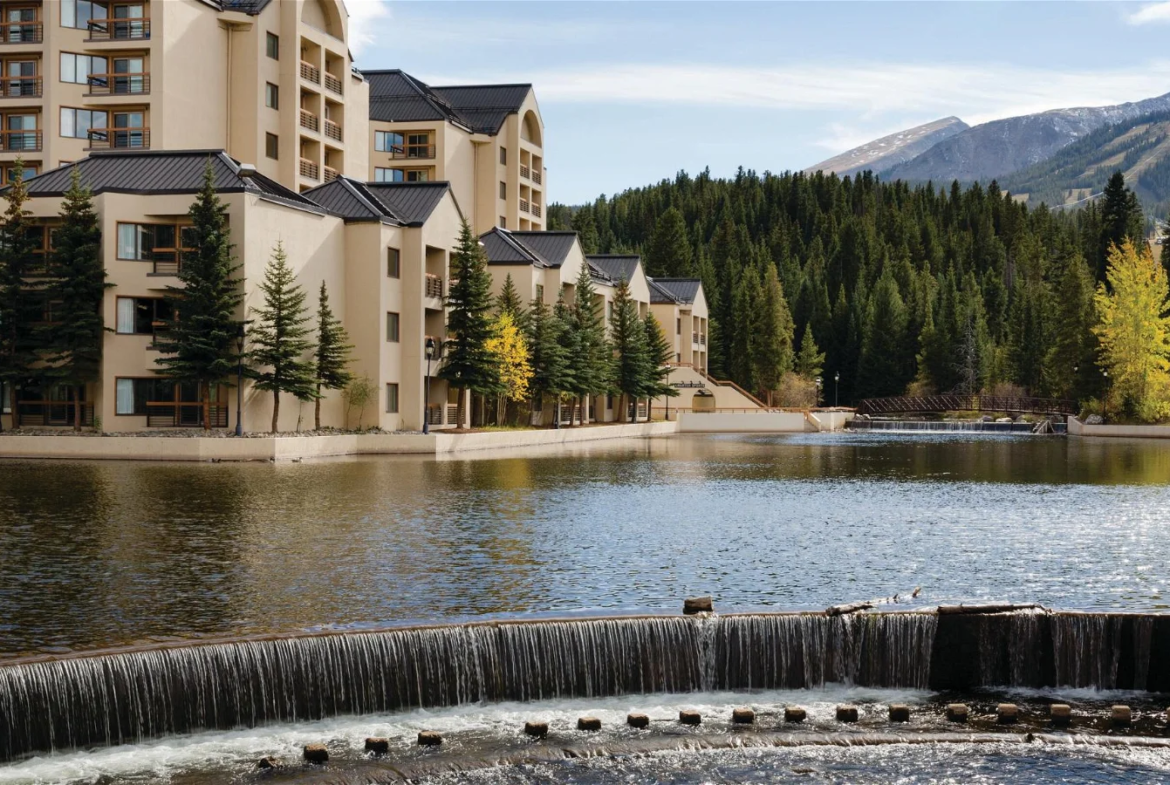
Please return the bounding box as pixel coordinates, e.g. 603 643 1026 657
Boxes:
677 410 853 433
1068 416 1170 439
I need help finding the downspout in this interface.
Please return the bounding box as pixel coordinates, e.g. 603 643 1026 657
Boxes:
225 23 233 148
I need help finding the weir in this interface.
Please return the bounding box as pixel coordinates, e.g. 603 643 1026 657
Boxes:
847 419 1066 433
0 609 1165 763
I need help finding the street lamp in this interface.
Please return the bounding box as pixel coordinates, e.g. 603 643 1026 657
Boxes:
235 322 246 437
423 336 436 434
1102 369 1110 422
834 371 840 408
815 376 823 407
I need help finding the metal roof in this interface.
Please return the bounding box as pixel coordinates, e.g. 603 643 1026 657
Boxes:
648 278 680 304
304 177 397 223
364 70 532 135
432 85 533 135
507 231 578 267
480 228 545 266
217 0 273 14
650 278 702 305
363 182 452 226
21 150 322 213
586 255 642 284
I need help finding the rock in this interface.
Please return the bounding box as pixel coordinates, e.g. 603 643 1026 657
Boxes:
888 704 910 723
683 596 713 614
946 703 969 723
1050 704 1072 726
1112 705 1132 727
303 743 329 763
979 415 994 422
627 713 650 729
1086 414 1104 425
836 705 859 722
785 706 807 723
997 704 1019 724
417 731 443 747
679 710 702 726
577 717 601 731
995 417 1012 424
524 721 548 738
732 707 755 724
256 756 281 769
365 737 390 754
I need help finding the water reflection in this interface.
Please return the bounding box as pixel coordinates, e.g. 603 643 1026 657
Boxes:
2 433 1170 656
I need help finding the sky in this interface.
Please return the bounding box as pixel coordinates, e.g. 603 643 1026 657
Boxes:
346 1 1170 204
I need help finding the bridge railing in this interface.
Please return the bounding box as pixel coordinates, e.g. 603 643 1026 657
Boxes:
857 394 1076 416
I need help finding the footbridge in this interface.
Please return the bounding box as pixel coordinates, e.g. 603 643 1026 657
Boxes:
857 394 1076 417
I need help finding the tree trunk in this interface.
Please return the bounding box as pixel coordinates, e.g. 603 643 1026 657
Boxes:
457 387 465 429
271 390 280 434
73 385 80 432
315 384 322 430
202 381 211 431
619 393 627 424
10 383 17 429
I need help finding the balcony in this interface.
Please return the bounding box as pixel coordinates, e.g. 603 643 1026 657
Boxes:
146 402 227 429
324 72 343 95
519 199 529 213
152 257 180 276
87 73 150 96
13 401 94 427
0 129 41 152
384 144 434 160
532 169 542 185
299 158 319 180
87 128 149 150
322 165 339 183
425 273 443 299
323 118 342 142
531 204 542 218
87 18 150 41
299 108 319 132
520 164 530 179
0 22 42 44
299 60 320 84
0 76 40 98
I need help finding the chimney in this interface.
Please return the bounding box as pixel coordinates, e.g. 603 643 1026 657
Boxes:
238 163 257 179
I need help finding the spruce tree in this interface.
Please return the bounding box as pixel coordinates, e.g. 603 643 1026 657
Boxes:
856 269 909 398
154 159 243 429
495 272 529 334
609 279 650 421
753 264 794 404
313 281 353 430
0 161 38 429
439 220 501 427
644 207 692 277
729 264 761 393
796 323 825 380
569 263 608 424
527 296 572 425
42 167 108 430
552 291 579 425
1045 252 1097 401
643 311 678 408
248 242 317 433
1098 172 1144 281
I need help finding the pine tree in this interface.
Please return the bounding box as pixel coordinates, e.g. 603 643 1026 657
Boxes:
154 159 244 430
569 262 608 424
551 291 579 425
42 167 108 430
752 264 794 403
248 242 317 433
609 278 650 421
527 296 572 425
729 264 761 393
643 311 678 407
495 272 529 334
1045 252 1097 402
0 161 38 429
796 323 825 380
572 206 600 254
856 269 909 398
1006 275 1048 395
644 207 692 277
313 281 353 430
439 220 501 427
1098 172 1144 281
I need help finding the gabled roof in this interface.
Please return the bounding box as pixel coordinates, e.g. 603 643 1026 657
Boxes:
364 69 532 135
480 227 550 267
650 278 702 305
365 182 453 226
586 254 642 285
506 231 578 267
215 0 273 14
648 278 681 304
21 150 322 213
304 177 456 226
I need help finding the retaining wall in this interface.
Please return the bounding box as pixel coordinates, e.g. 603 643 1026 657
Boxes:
1068 416 1170 439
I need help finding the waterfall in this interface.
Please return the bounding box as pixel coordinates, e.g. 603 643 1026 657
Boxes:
846 420 1063 433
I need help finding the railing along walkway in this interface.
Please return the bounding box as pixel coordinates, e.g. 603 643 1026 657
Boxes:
857 394 1077 416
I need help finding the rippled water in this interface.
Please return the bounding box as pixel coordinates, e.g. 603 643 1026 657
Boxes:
2 433 1170 656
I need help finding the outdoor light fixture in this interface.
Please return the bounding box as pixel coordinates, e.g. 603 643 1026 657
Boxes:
424 336 437 435
235 323 246 437
834 371 840 408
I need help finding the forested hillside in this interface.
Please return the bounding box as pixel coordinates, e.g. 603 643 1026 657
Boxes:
549 168 1150 408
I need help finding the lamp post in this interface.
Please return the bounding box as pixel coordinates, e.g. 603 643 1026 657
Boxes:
234 323 245 437
1102 369 1110 422
423 336 436 435
834 371 840 408
815 376 822 407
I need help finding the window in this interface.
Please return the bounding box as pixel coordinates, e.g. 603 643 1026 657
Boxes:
266 32 279 60
499 181 506 200
405 169 428 182
606 393 614 409
115 377 176 416
386 312 399 342
676 317 681 334
374 167 402 183
6 114 37 150
62 0 107 30
265 82 278 109
535 284 544 303
500 216 506 229
265 132 278 160
387 247 400 278
0 381 9 414
115 296 172 336
116 222 195 264
406 132 430 158
374 130 402 153
60 107 105 139
500 146 506 165
4 164 36 184
60 53 106 85
676 353 681 363
385 383 399 414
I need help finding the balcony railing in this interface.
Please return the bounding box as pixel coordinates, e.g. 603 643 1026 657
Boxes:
427 405 443 425
87 72 150 96
87 128 149 150
324 72 343 95
0 129 41 152
299 109 319 132
531 169 542 185
692 332 699 345
0 22 42 44
0 76 40 98
384 144 435 160
14 401 94 427
322 165 339 182
152 257 180 276
87 17 150 41
531 204 542 218
300 60 320 84
519 199 529 213
520 164 530 179
425 273 443 299
146 402 228 429
299 158 319 180
323 118 342 141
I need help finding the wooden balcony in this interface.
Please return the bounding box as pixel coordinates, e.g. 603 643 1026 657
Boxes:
299 60 320 84
531 169 542 185
14 401 94 428
0 76 40 98
323 118 342 141
0 22 42 44
146 402 228 429
519 199 529 213
425 273 443 299
299 158 319 180
324 72 343 95
152 257 180 276
531 203 542 218
87 128 149 150
322 165 339 183
520 164 530 179
384 144 435 160
299 108 319 132
0 129 41 152
87 72 150 96
87 17 150 41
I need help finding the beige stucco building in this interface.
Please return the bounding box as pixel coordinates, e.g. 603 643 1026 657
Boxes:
365 70 544 235
0 0 368 192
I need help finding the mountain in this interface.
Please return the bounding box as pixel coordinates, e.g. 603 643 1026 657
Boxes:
880 92 1170 184
804 117 968 177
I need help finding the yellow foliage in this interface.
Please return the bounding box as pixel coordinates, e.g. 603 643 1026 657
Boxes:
486 312 532 403
1093 241 1170 421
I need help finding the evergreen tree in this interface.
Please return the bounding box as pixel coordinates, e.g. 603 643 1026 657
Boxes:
752 264 794 403
439 220 501 427
572 206 600 254
248 242 317 433
527 296 572 425
0 161 38 429
154 159 244 430
643 311 678 406
856 269 909 398
609 279 651 421
796 323 825 380
551 291 579 425
729 264 761 393
495 272 529 333
1045 252 1097 402
1098 172 1144 281
1007 275 1049 395
568 263 609 424
42 167 108 430
644 207 692 277
313 281 353 430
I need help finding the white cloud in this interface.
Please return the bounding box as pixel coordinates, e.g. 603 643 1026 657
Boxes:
1127 2 1170 25
344 0 390 57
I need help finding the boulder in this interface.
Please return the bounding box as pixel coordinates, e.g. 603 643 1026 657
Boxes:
679 709 702 726
945 703 968 722
888 704 910 723
997 704 1019 724
365 737 390 754
577 717 601 731
732 707 755 724
1086 414 1104 425
1050 704 1072 727
418 731 443 747
683 596 713 614
1112 705 1132 727
836 705 859 722
256 756 281 770
303 744 329 763
784 706 807 723
627 713 650 729
524 721 549 738
995 417 1012 424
